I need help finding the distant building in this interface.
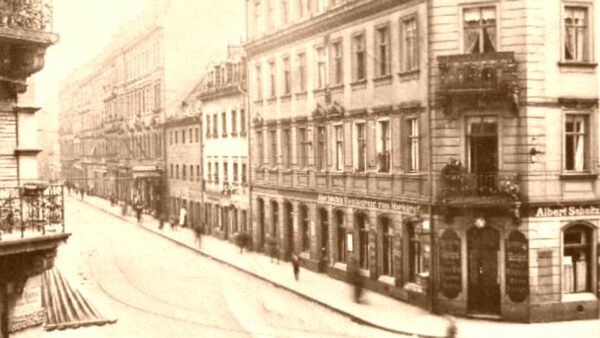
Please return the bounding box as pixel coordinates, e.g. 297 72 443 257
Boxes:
198 45 249 241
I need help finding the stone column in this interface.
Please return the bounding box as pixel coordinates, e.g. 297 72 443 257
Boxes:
277 198 286 260
327 205 335 266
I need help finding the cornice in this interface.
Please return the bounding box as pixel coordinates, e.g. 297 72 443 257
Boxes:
245 0 413 56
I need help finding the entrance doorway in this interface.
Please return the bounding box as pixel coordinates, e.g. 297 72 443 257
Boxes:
467 225 500 315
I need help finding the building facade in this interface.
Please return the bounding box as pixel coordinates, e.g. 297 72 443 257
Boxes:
246 0 431 308
246 0 600 322
199 46 250 241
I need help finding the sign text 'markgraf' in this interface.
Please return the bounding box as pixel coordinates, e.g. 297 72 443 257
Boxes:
317 194 421 214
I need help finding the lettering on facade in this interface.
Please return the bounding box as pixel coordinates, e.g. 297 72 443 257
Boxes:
439 229 461 299
317 194 421 214
533 205 600 218
505 231 529 303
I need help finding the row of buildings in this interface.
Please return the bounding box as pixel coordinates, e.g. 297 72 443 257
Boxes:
59 0 600 323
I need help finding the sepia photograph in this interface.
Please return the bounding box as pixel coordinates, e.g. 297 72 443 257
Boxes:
1 0 600 337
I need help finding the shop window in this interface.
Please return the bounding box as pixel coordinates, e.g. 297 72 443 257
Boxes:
463 6 497 54
336 210 346 263
405 221 429 283
356 213 369 269
563 224 593 293
232 208 238 233
565 115 588 172
564 6 591 63
300 204 310 252
380 216 393 276
316 126 326 171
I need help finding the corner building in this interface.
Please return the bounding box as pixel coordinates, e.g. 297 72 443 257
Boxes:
246 0 432 309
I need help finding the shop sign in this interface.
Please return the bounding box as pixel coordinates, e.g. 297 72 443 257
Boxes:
505 231 529 303
439 229 461 299
317 194 422 214
532 205 600 218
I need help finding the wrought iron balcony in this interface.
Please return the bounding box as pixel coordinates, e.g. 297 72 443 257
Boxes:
0 0 53 32
440 168 520 205
437 52 519 117
0 183 65 241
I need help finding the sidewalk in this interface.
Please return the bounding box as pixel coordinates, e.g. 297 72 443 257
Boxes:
72 194 600 338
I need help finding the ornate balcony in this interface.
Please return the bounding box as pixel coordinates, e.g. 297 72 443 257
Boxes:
0 0 57 97
0 183 65 241
437 52 518 117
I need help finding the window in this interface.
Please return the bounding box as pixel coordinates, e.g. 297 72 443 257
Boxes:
334 125 344 171
223 161 229 183
565 115 588 171
206 115 211 137
331 41 343 85
463 7 497 54
269 61 276 98
195 128 199 143
281 0 288 25
269 129 277 166
357 213 369 269
189 128 192 143
283 57 291 95
375 25 390 77
296 52 307 92
214 161 219 182
254 0 261 36
208 162 212 182
232 109 237 134
300 205 310 252
316 126 326 171
406 222 429 282
182 129 186 144
169 131 173 145
240 109 246 134
377 120 390 173
298 127 310 168
175 164 179 179
197 165 200 181
282 128 291 168
381 217 393 276
189 164 194 181
233 162 239 182
564 7 590 62
182 164 186 180
408 118 419 172
335 210 346 263
266 0 274 30
154 83 161 111
170 164 174 178
316 46 327 89
563 224 593 293
255 64 263 100
213 114 218 138
352 34 366 81
242 163 247 184
175 130 178 144
296 0 304 19
402 17 418 71
355 123 366 172
256 130 264 166
222 112 227 136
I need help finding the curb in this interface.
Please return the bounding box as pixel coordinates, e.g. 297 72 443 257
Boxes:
76 197 444 338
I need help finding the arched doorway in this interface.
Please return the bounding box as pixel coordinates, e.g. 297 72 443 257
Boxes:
257 198 265 250
284 201 294 260
319 208 329 270
467 225 500 315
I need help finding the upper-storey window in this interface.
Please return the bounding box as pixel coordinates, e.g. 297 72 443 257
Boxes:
334 124 344 171
564 6 591 62
283 56 291 95
352 34 366 81
463 7 497 54
254 1 262 37
355 122 366 172
268 60 276 98
206 115 211 138
401 16 419 72
377 119 390 173
331 41 343 85
212 114 218 137
255 64 263 100
407 118 420 172
375 25 390 77
222 112 228 136
315 126 326 171
316 46 327 89
296 0 304 20
232 109 238 135
281 0 289 25
565 115 588 172
266 0 274 31
296 52 307 92
240 109 246 134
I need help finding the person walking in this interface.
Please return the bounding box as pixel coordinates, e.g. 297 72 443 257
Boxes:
134 194 142 224
347 257 363 303
194 225 203 248
291 253 300 281
178 206 187 231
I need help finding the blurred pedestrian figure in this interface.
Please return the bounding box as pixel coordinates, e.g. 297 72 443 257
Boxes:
194 226 203 247
135 200 143 225
170 215 178 231
347 257 363 303
158 211 165 230
178 206 187 231
267 236 279 263
291 253 300 281
445 316 458 338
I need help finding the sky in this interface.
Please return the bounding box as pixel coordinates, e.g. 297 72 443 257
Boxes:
33 0 156 105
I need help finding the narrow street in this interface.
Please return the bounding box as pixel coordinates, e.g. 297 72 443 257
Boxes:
44 198 405 338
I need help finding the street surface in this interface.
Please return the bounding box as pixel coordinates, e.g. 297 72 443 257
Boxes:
43 198 406 338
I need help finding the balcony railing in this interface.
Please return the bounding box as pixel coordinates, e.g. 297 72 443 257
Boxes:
0 183 64 241
0 0 53 32
440 168 519 203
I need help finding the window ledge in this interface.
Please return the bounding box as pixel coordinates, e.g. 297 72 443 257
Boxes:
558 62 598 70
373 74 393 86
559 173 598 181
296 169 309 174
313 87 327 95
282 168 293 173
329 83 344 92
294 91 308 99
231 132 238 137
266 96 277 103
239 131 247 137
332 262 347 271
397 69 420 81
280 93 292 101
562 292 597 302
358 268 370 277
253 99 264 104
350 79 367 90
268 167 278 173
403 282 426 294
378 275 395 286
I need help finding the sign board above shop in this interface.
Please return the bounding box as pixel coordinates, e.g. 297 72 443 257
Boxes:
529 204 600 218
317 194 423 214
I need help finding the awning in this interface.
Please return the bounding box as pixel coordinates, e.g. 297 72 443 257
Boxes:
42 267 117 331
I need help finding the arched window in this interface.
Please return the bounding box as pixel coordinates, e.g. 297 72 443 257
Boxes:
335 210 346 263
300 204 310 252
380 216 393 276
356 213 369 269
563 224 594 293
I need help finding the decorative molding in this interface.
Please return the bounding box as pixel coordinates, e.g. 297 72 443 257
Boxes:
14 148 42 156
557 97 599 110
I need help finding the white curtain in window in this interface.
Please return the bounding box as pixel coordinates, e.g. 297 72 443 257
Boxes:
574 133 584 171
